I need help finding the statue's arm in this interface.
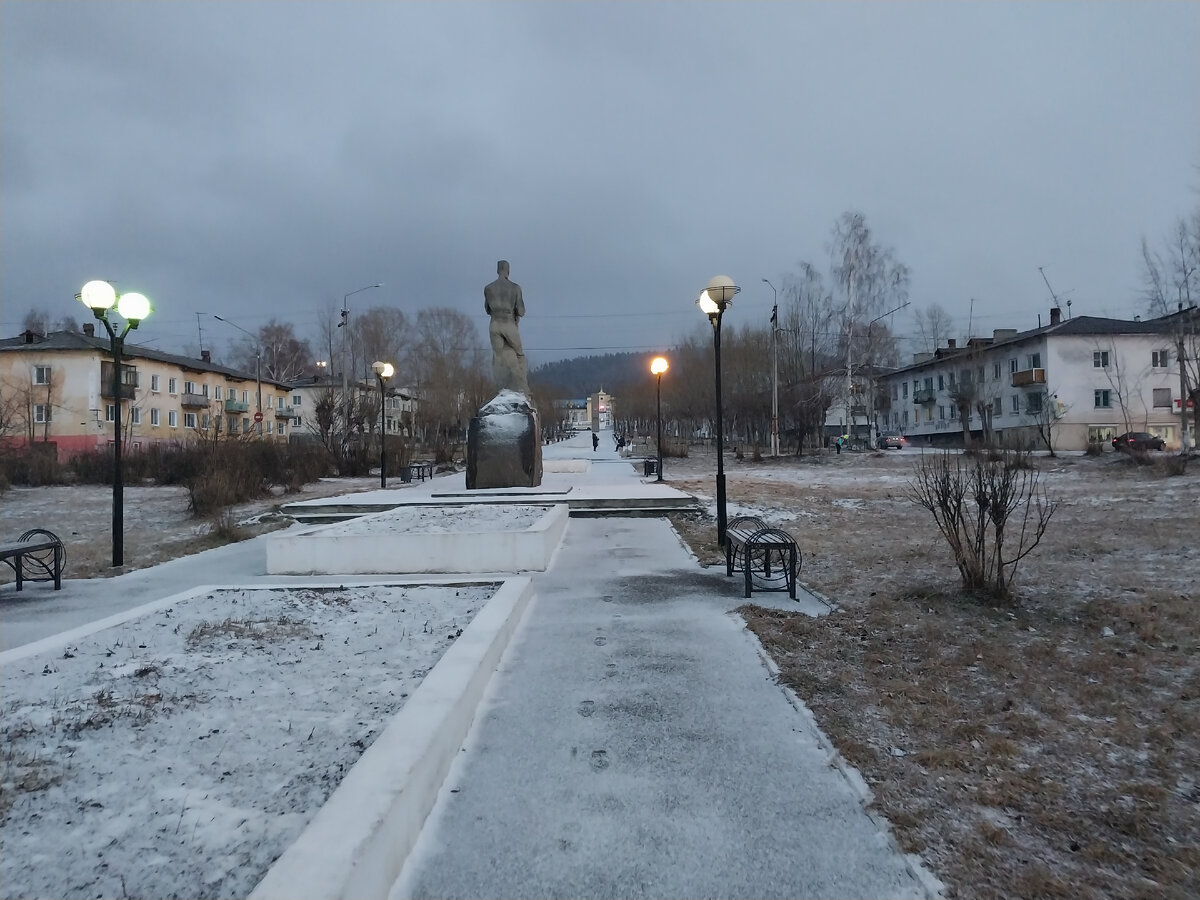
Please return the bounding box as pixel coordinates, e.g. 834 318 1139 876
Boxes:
515 287 525 320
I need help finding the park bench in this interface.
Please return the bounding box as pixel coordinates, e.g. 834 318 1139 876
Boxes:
0 529 65 592
399 461 435 483
724 516 801 600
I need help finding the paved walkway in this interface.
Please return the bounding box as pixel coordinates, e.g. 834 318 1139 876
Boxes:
391 512 925 899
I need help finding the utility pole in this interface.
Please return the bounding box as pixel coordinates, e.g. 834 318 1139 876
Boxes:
1179 295 1192 454
339 283 384 449
763 278 779 457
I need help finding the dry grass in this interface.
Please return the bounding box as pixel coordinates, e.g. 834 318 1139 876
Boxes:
671 448 1200 900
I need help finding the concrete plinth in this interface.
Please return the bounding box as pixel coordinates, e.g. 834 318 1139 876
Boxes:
466 390 543 489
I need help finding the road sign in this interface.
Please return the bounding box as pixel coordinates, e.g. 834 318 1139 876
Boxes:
253 411 264 423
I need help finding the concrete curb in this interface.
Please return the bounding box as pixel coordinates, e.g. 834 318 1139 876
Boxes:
249 576 536 900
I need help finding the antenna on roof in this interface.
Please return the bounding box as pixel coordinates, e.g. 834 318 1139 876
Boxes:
195 312 205 354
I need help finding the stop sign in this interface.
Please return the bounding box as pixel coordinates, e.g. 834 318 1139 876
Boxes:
253 411 264 423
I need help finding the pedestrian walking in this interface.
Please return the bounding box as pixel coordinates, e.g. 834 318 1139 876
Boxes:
592 432 599 452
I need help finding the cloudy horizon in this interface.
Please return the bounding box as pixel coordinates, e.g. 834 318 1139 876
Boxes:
2 1 1197 367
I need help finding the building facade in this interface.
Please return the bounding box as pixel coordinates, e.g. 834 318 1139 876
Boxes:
877 309 1196 451
1 328 292 460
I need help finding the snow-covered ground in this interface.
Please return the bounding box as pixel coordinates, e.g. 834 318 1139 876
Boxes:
0 582 493 900
319 503 550 537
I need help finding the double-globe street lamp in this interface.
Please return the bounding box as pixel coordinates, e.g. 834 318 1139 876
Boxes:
372 360 394 488
697 275 739 547
77 280 153 567
650 356 669 483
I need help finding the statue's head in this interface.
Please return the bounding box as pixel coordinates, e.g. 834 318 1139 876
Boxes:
497 260 510 276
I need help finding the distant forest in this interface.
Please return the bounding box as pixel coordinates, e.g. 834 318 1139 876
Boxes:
530 351 667 399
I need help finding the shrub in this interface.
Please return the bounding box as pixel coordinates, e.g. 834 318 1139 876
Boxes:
1162 454 1189 477
0 446 62 486
1085 441 1104 457
908 451 1057 601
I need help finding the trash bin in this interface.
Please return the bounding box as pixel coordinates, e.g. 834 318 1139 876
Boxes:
643 459 657 477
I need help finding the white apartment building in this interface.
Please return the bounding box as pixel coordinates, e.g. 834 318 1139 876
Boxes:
877 308 1196 451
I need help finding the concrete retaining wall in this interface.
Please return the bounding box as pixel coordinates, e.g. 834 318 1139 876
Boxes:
249 576 536 900
266 504 568 576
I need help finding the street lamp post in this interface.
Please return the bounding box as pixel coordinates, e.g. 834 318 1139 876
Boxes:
698 275 739 547
213 315 262 435
339 283 384 441
78 280 152 567
372 361 394 488
650 356 669 483
865 301 910 448
763 278 779 458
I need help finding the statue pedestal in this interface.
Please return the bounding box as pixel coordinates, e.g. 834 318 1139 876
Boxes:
466 390 543 489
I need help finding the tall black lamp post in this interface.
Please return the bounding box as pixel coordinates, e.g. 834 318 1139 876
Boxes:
650 356 668 483
372 360 394 488
78 280 152 567
698 275 739 547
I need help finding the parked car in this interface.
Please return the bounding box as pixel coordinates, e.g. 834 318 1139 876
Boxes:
1112 431 1166 452
879 432 907 450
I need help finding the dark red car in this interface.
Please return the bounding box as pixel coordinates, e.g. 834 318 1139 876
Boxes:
1112 431 1166 451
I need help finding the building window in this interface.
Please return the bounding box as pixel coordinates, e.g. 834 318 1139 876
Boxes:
242 390 249 403
978 366 985 384
902 383 908 399
151 408 160 427
105 404 116 422
292 416 302 427
202 383 210 397
34 366 51 385
184 380 198 395
130 407 141 425
168 410 178 427
201 414 210 430
1027 393 1043 414
1009 358 1018 373
151 374 160 392
1152 350 1169 369
1027 352 1042 369
1153 388 1172 408
34 404 51 423
182 412 196 429
938 405 945 420
949 404 957 420
902 410 909 427
1088 425 1117 444
266 420 274 435
993 397 1002 417
937 374 944 391
993 362 1002 380
168 377 177 394
292 394 302 406
891 384 898 400
1094 389 1112 409
1093 350 1110 368
243 417 251 432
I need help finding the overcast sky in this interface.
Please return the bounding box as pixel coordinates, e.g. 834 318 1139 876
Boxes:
2 1 1197 366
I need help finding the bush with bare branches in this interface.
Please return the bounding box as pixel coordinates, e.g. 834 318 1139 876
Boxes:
908 451 1056 600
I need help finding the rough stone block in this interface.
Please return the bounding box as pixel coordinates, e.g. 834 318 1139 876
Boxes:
466 391 543 489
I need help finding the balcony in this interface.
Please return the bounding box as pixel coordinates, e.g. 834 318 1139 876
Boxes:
180 392 209 409
274 406 294 419
913 389 936 404
1012 368 1046 387
224 398 250 414
99 362 137 399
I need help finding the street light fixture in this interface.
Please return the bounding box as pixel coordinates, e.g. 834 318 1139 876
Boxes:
650 356 668 483
212 315 262 435
697 275 739 547
763 278 779 458
372 360 394 488
77 280 152 567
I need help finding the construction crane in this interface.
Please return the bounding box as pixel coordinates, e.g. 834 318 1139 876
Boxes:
1038 266 1074 319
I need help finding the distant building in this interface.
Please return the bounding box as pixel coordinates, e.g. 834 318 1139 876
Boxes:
0 327 293 460
876 306 1197 450
587 390 614 431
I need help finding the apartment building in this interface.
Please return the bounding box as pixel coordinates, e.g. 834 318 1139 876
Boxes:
285 373 419 440
0 327 293 460
877 307 1196 451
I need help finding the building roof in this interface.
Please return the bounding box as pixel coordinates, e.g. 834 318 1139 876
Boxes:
884 313 1178 378
0 329 289 389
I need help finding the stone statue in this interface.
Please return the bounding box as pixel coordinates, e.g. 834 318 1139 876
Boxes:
484 260 529 395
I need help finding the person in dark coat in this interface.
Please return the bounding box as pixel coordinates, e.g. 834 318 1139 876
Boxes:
592 432 600 451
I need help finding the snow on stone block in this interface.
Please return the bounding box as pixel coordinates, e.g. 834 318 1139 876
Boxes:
265 503 568 576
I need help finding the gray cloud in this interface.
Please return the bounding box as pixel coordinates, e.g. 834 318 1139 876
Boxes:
2 1 1196 363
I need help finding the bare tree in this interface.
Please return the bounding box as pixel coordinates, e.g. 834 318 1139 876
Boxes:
258 320 315 383
915 303 955 353
908 450 1057 601
21 309 48 336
